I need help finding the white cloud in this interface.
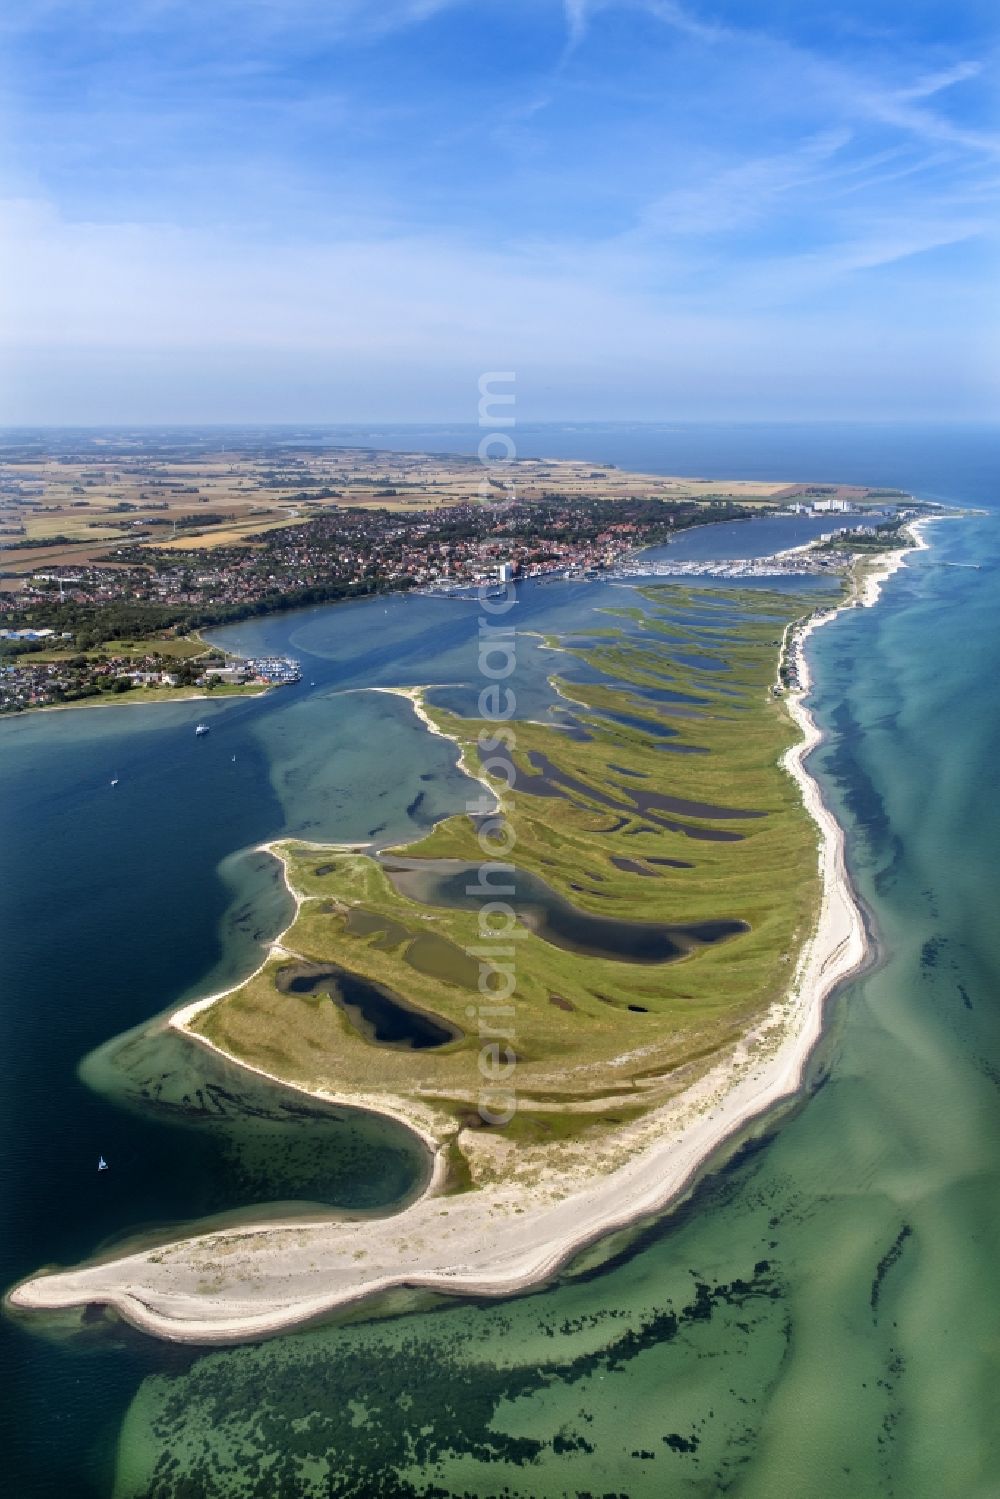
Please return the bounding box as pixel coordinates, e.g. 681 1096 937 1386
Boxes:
894 60 984 103
1 0 996 420
629 130 854 240
0 0 461 45
562 0 590 48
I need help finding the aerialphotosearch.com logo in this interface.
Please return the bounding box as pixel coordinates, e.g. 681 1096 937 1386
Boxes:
466 372 519 1128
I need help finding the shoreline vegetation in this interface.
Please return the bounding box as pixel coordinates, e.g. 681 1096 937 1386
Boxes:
7 518 938 1345
29 680 271 714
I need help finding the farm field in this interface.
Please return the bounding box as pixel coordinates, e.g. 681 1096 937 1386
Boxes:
1 442 820 576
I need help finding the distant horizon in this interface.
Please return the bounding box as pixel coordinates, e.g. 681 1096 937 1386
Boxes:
2 416 999 433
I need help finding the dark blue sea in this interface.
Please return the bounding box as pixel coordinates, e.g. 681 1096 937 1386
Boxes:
1 422 998 1497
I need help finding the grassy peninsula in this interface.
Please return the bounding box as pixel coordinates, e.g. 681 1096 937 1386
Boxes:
190 584 823 1182
13 548 904 1343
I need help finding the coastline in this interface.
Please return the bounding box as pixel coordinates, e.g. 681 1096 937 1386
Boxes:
367 684 503 811
10 682 271 718
8 535 921 1344
166 834 451 1159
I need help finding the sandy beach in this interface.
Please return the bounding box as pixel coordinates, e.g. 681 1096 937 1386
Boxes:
8 537 922 1344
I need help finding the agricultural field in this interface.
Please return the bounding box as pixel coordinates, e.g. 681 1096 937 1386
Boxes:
0 443 798 576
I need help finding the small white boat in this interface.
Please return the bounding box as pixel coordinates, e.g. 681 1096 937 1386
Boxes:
98 1156 108 1171
195 724 210 736
110 778 119 788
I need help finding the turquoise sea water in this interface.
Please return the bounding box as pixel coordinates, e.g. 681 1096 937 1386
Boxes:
1 423 998 1496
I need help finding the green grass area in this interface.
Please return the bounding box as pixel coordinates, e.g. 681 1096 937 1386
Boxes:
192 585 823 1168
821 533 912 553
39 680 269 710
28 633 208 663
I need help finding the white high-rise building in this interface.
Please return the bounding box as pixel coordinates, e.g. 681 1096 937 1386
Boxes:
812 498 851 514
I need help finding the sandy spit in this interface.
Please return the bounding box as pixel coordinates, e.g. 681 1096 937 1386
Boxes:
8 537 928 1343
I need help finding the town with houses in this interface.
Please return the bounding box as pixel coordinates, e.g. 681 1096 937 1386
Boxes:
0 498 738 712
0 648 302 714
0 436 916 714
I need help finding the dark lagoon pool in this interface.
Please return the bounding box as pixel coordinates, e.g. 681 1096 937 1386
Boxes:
275 961 461 1049
381 856 748 963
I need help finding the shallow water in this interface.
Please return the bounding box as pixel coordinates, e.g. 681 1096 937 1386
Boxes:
519 749 746 837
639 511 848 562
382 856 748 963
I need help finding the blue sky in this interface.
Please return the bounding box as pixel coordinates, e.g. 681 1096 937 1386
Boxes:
1 0 997 422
